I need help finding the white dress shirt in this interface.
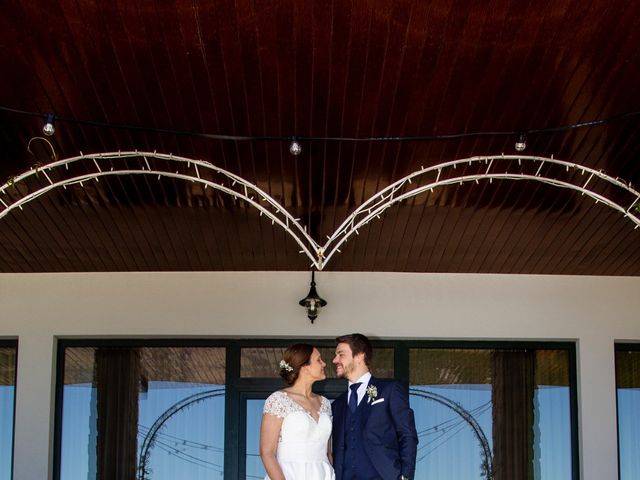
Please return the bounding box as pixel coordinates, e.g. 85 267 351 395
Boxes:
348 371 372 407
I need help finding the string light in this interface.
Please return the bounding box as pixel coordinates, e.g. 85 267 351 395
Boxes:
1 105 639 148
289 138 302 155
42 114 55 136
515 133 526 152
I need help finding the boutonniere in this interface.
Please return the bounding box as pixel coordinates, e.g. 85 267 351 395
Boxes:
366 385 378 404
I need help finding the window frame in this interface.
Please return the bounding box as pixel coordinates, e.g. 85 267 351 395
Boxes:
614 342 640 480
53 338 579 480
0 338 18 480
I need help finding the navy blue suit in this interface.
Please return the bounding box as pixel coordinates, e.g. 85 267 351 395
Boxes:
332 377 418 480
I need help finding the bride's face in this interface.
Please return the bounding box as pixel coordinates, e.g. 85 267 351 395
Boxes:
304 348 326 381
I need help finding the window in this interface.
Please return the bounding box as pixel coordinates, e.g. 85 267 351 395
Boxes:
56 343 225 480
409 345 577 480
616 344 640 480
55 340 577 480
240 346 394 378
0 341 17 480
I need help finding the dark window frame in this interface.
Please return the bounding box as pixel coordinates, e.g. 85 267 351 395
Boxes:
0 338 18 480
614 342 640 480
53 338 579 480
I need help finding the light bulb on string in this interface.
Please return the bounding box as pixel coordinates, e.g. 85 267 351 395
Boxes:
43 114 55 136
289 138 302 156
515 133 526 152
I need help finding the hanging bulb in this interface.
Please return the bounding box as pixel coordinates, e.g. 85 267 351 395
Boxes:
289 138 302 156
43 114 55 136
515 133 526 152
306 299 319 320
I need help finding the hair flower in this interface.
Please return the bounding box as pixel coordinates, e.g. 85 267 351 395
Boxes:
279 359 293 372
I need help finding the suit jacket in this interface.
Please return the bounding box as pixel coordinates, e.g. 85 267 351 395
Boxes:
332 376 418 480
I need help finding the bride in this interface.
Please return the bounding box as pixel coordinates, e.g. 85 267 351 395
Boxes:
260 343 335 480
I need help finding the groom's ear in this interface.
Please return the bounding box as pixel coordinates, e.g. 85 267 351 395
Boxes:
354 352 365 365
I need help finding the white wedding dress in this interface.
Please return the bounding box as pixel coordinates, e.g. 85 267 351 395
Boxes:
263 391 335 480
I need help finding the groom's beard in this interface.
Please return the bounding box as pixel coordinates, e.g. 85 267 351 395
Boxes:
334 362 352 379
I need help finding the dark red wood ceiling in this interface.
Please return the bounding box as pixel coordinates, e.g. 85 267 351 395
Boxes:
0 0 639 274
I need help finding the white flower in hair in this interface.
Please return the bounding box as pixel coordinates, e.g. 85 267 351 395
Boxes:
279 359 293 372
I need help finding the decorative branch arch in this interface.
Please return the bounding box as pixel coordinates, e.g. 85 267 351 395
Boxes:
1 151 638 270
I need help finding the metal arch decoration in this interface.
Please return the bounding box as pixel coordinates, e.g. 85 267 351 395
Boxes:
137 387 225 480
410 388 493 479
0 151 322 267
323 155 640 268
0 151 639 270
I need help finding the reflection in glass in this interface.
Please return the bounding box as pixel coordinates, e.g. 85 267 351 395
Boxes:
59 346 226 480
410 348 573 480
0 345 17 480
246 399 266 479
241 346 394 378
616 348 640 480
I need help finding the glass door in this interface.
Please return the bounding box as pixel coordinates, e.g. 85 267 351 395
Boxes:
238 385 344 480
244 396 268 479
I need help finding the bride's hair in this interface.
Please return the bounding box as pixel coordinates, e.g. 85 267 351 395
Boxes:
280 343 314 385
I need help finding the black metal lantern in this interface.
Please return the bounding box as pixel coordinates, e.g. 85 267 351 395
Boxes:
299 271 327 323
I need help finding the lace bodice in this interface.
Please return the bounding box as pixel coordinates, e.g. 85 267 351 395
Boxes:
263 391 332 421
262 391 335 479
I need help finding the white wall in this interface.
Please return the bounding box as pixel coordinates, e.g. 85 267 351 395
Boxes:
1 271 639 480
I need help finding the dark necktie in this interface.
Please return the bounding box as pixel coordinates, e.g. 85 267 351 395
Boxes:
349 382 361 412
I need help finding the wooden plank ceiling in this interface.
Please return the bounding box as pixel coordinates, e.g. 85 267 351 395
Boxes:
0 0 639 274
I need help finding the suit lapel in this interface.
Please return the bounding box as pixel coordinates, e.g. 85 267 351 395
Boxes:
361 376 376 425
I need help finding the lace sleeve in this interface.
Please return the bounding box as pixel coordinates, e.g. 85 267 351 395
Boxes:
320 396 332 418
263 391 288 418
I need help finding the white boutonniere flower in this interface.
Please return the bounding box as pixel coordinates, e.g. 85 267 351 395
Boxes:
366 385 378 404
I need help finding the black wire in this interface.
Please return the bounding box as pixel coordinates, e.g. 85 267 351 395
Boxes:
1 104 639 143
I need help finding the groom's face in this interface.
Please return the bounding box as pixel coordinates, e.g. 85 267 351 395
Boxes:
333 342 356 380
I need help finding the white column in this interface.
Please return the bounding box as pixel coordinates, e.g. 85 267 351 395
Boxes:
578 334 619 480
13 333 55 480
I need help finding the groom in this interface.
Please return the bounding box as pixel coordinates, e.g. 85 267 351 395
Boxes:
331 333 418 480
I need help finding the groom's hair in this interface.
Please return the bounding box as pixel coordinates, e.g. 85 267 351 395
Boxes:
336 333 372 366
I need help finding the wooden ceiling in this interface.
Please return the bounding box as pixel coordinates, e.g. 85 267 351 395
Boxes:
0 0 639 274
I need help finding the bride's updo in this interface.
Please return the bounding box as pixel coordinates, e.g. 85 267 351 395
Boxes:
279 343 314 386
